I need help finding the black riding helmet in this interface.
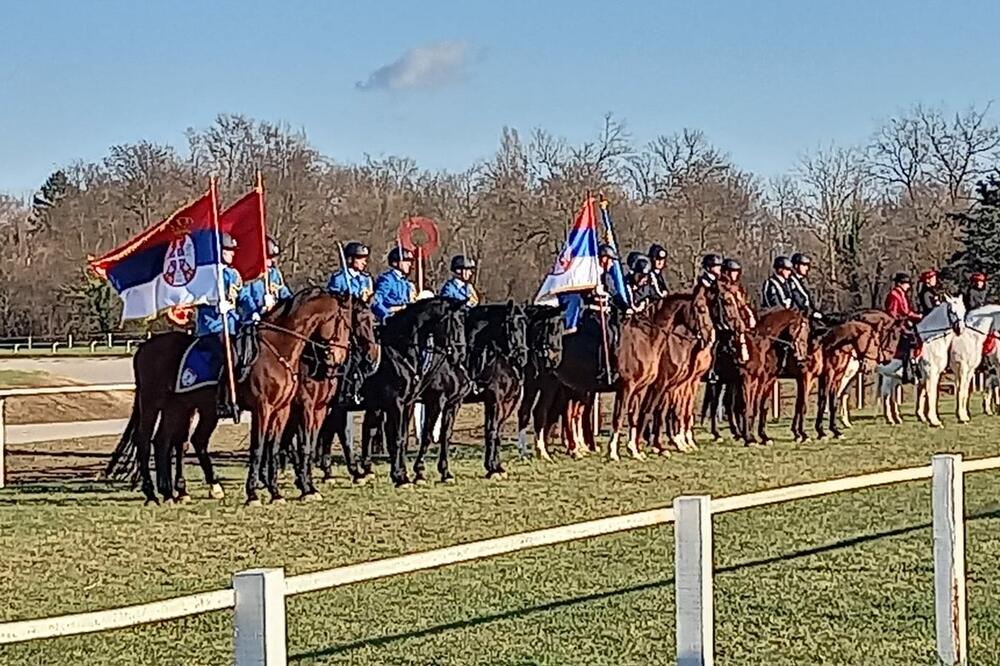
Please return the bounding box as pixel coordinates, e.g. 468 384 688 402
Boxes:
722 258 742 273
266 236 280 257
631 255 652 275
893 272 912 285
701 253 724 269
791 252 811 266
773 256 793 271
387 246 414 264
450 254 477 272
344 241 370 258
598 244 618 260
648 243 667 261
626 250 643 271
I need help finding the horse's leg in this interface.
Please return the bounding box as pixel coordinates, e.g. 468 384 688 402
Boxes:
152 411 176 503
757 385 772 445
609 387 626 461
516 379 537 459
437 394 463 484
191 404 223 499
266 405 293 502
360 409 378 477
317 407 338 482
814 371 828 440
706 382 722 442
533 385 555 462
172 420 191 503
956 361 974 424
244 411 265 506
386 402 411 487
925 361 944 427
414 392 442 483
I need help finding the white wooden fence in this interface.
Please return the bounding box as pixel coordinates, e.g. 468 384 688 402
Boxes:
0 453 995 665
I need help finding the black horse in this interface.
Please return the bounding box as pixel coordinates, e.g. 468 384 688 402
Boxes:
516 305 565 459
450 301 528 479
318 297 468 487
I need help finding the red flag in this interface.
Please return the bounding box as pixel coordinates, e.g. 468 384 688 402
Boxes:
218 186 267 281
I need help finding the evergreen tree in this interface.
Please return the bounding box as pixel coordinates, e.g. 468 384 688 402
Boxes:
951 176 1000 299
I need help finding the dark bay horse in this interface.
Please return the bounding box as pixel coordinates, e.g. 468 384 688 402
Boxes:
515 305 564 461
108 289 355 505
319 297 467 487
454 302 528 479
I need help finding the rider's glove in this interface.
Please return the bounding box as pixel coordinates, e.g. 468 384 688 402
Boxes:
218 300 234 314
251 312 261 323
263 294 276 309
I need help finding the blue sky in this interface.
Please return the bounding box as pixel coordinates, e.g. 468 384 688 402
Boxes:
1 0 997 194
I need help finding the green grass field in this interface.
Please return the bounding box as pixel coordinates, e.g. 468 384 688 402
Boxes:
2 411 1000 665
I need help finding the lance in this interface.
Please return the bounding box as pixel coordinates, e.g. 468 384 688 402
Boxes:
210 176 240 423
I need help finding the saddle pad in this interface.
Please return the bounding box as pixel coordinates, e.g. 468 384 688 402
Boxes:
176 336 224 393
984 332 999 357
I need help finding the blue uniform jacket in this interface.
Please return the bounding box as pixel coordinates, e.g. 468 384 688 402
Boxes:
327 268 374 301
195 266 254 336
371 268 416 322
242 265 292 320
439 277 479 307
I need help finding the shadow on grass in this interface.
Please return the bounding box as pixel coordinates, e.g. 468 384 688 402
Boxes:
291 508 1000 662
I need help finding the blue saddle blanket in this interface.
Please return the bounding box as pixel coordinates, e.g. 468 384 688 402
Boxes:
177 336 224 393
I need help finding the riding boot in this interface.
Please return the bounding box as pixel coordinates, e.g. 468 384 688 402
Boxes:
901 355 914 385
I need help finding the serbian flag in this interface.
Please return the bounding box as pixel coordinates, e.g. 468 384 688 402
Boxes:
534 196 600 305
218 184 267 281
88 188 224 321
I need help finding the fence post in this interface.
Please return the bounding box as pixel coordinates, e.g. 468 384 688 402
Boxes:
107 332 113 349
771 382 780 422
27 335 32 350
674 495 714 666
0 397 6 489
90 341 98 353
67 333 73 348
233 568 287 666
932 454 967 666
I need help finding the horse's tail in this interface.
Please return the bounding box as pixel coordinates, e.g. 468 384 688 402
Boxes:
105 392 140 483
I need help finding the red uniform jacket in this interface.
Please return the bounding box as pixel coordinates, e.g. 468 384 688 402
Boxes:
884 286 921 323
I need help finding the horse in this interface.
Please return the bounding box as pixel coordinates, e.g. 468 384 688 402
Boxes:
647 280 749 454
876 296 966 427
610 289 715 460
280 298 379 498
108 288 355 505
515 305 564 461
318 297 467 487
736 308 811 445
456 302 529 478
950 304 1000 423
813 313 903 438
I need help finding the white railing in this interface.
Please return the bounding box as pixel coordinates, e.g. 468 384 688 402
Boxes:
0 454 995 665
0 333 146 354
0 383 136 489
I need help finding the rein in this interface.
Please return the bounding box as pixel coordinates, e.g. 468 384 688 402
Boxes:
258 320 351 353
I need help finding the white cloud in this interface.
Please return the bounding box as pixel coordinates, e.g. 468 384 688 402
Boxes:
356 41 472 92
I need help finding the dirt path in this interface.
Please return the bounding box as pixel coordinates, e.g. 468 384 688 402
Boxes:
0 357 133 383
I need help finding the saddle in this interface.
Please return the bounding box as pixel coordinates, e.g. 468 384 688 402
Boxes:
176 329 258 394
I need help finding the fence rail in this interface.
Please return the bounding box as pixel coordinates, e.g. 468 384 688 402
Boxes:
0 454 996 666
0 333 147 354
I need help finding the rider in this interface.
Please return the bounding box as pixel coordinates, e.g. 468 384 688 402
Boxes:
440 255 480 307
327 241 374 302
625 255 656 311
917 269 942 316
721 258 757 328
371 246 416 323
788 252 823 321
761 256 794 309
581 243 628 380
965 272 989 311
884 272 922 383
648 243 669 297
194 232 253 419
696 253 724 290
242 236 292 321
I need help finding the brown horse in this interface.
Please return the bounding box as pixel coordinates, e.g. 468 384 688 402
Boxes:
282 299 379 495
610 288 715 459
814 311 903 438
737 308 811 445
109 289 355 505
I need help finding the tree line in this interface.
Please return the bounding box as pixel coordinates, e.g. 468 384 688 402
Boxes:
1 105 998 336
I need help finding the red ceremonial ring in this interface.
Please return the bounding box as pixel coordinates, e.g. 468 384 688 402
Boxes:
398 216 440 256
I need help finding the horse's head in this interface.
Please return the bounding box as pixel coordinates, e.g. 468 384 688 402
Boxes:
351 298 381 373
433 298 468 364
502 300 529 370
944 294 967 336
527 305 563 370
690 285 717 349
711 281 751 362
313 292 354 367
786 312 811 365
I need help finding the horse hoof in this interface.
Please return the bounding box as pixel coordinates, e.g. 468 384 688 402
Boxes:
413 477 427 486
301 492 322 502
539 453 553 463
487 472 505 482
396 481 413 490
245 498 263 508
176 494 192 504
440 475 456 484
353 475 372 486
209 484 225 500
271 497 287 505
629 452 646 461
608 453 621 462
143 498 159 507
323 477 338 485
711 436 723 444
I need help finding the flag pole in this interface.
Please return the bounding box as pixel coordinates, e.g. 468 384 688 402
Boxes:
589 193 613 384
211 176 239 422
257 170 271 296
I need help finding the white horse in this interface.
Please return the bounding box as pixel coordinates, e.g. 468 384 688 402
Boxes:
876 295 966 427
952 304 1000 422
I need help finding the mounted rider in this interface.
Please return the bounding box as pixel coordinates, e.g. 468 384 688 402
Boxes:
696 253 724 290
761 256 794 309
788 252 823 322
371 246 416 323
965 272 989 311
241 236 292 321
721 258 757 328
440 255 480 308
191 232 254 418
648 243 669 297
625 255 656 311
327 241 375 303
917 269 943 316
885 272 923 384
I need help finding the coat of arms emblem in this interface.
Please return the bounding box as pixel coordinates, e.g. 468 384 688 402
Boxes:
162 227 196 287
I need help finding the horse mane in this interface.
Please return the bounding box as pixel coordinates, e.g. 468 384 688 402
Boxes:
822 320 871 350
756 308 804 336
265 286 326 323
